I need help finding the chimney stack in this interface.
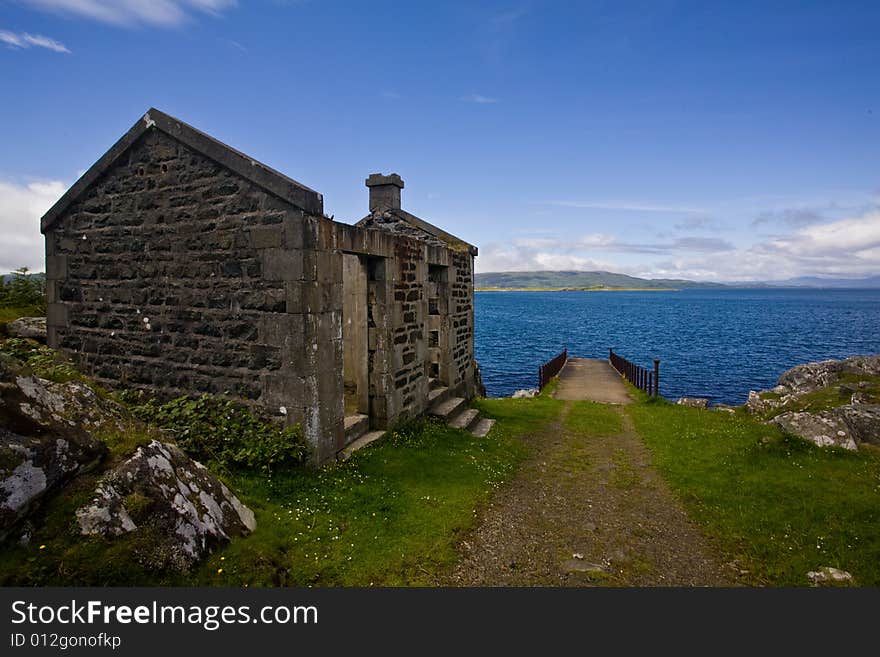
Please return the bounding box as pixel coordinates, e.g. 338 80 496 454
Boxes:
366 173 404 212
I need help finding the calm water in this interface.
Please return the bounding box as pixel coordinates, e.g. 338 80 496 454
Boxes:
475 289 880 405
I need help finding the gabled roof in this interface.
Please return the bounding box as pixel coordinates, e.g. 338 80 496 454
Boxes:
40 108 323 233
357 208 478 256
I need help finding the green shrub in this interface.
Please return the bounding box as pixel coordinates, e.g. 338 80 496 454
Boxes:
0 268 46 311
126 394 306 473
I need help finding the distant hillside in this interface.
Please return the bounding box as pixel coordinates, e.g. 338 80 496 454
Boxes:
474 270 726 290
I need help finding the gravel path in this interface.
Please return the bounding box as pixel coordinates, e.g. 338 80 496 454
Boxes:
440 403 734 586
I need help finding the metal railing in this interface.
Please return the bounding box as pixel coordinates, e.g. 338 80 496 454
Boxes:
538 348 568 390
609 348 659 396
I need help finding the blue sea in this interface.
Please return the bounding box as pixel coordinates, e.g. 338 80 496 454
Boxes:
475 289 880 405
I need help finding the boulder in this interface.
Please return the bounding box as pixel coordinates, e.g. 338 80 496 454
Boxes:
511 389 539 399
836 404 880 447
770 411 857 450
0 355 107 540
5 317 47 343
76 440 256 571
807 566 854 586
676 397 709 409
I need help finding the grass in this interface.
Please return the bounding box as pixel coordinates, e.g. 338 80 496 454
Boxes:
0 305 44 325
627 402 880 585
0 398 553 586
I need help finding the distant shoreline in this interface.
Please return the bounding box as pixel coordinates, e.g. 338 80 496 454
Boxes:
475 286 678 292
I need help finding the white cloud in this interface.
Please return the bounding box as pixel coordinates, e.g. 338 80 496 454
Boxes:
476 209 880 281
0 179 67 273
0 29 70 53
461 94 498 104
21 0 236 27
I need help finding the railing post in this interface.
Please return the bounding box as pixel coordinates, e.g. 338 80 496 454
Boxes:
653 358 660 397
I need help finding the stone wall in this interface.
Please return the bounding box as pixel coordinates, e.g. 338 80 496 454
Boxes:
44 129 343 462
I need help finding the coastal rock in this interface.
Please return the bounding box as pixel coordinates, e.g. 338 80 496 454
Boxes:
76 440 255 571
746 390 785 414
770 411 857 450
5 317 47 343
512 389 539 399
777 355 880 396
676 397 709 409
836 404 880 447
807 567 854 586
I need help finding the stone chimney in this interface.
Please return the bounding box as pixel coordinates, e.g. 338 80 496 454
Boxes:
366 173 404 212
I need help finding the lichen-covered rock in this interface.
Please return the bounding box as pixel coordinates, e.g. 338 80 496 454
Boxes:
676 397 709 409
836 404 880 447
5 317 47 343
76 440 255 571
0 356 107 540
807 566 854 586
770 411 857 450
777 355 880 396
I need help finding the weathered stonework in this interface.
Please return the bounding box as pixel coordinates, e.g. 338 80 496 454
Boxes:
41 108 478 464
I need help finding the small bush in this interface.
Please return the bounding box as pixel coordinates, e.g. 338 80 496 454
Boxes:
126 394 306 473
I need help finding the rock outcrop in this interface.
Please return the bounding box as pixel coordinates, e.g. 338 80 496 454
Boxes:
76 440 255 570
770 411 857 451
4 317 47 343
747 354 880 450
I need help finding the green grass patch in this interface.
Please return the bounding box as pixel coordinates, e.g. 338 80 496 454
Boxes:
0 411 540 586
0 306 44 324
628 402 880 585
565 400 623 436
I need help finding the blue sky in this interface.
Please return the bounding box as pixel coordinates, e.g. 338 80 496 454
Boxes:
1 0 879 281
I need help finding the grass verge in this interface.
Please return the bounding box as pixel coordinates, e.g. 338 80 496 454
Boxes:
627 402 880 585
1 403 549 586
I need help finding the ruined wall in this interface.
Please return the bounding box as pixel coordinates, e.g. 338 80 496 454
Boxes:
44 129 342 463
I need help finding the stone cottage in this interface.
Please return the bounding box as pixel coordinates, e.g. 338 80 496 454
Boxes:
40 108 490 464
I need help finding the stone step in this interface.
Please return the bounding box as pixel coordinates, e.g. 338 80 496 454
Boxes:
471 418 496 438
429 396 466 422
344 414 370 443
448 408 481 431
338 431 386 461
427 385 449 406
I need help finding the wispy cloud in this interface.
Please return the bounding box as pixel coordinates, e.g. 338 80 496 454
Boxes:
547 199 706 213
461 94 498 104
491 7 529 25
752 207 825 228
514 234 733 255
0 178 67 272
223 38 247 53
21 0 237 27
0 29 70 53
